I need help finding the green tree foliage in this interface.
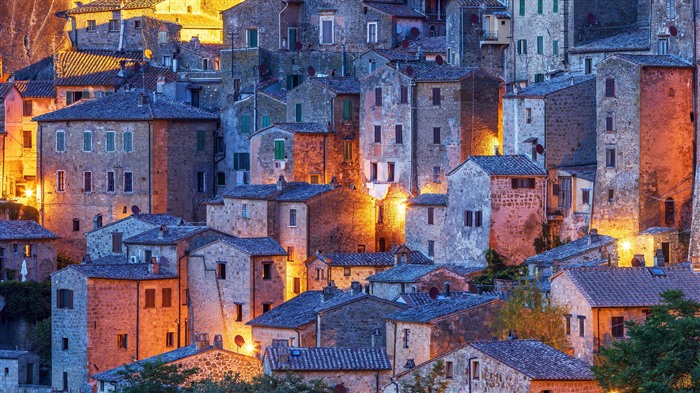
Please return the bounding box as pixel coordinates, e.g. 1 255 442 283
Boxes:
471 249 526 287
118 358 199 393
192 372 333 393
401 359 450 393
57 252 80 270
593 290 700 392
31 317 52 368
0 280 51 322
496 281 569 351
533 223 562 254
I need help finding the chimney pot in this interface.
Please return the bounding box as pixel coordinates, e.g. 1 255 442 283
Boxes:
149 258 159 275
277 175 287 190
213 334 223 349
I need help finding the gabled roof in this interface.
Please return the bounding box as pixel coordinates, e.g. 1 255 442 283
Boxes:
0 220 59 241
613 54 692 68
60 263 178 280
314 290 406 314
268 123 329 135
0 83 13 100
191 236 287 256
394 62 480 82
525 234 616 265
386 294 498 322
470 340 595 380
407 193 447 206
569 29 650 54
504 74 594 98
265 347 391 371
364 2 426 18
222 184 282 200
398 291 473 307
85 214 187 235
638 226 677 236
314 250 431 267
34 91 219 122
311 77 360 94
407 37 447 55
275 183 336 202
258 82 287 103
222 182 338 202
556 165 596 182
367 264 439 283
553 266 700 307
14 80 56 98
246 290 339 328
123 225 212 245
450 155 547 177
0 350 31 359
66 0 164 14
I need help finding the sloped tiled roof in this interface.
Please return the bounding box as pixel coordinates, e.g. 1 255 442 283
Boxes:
525 235 616 265
504 74 594 98
387 294 498 322
247 290 337 328
258 82 287 103
0 83 14 100
14 80 56 98
85 214 186 235
407 193 447 206
556 266 700 307
451 155 547 176
372 49 417 62
221 237 287 256
316 251 431 267
398 291 472 307
396 62 480 82
62 263 178 280
452 0 507 6
271 123 329 134
557 165 596 182
614 54 692 68
470 340 595 380
34 91 219 122
407 37 447 55
265 347 391 371
0 220 59 240
311 77 360 94
275 183 335 202
123 225 212 245
368 263 439 283
639 227 676 235
67 0 164 14
94 344 208 382
365 2 425 18
223 184 282 200
222 182 338 202
0 350 30 359
569 29 650 54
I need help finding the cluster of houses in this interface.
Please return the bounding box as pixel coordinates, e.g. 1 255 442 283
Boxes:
0 0 699 391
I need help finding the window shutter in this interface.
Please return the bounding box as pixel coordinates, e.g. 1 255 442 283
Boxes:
67 290 74 309
343 100 352 121
519 0 525 15
274 140 284 160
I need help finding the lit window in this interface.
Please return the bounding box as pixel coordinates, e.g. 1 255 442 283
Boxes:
117 334 128 349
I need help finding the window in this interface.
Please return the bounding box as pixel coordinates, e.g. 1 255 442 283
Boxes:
262 115 271 128
197 130 206 151
57 289 73 309
320 16 334 44
519 0 525 15
400 86 408 103
606 148 616 168
395 125 403 144
446 361 454 379
605 116 614 132
537 36 543 54
111 232 122 253
295 103 302 122
667 0 676 19
526 108 532 123
262 263 272 280
62 337 69 351
162 55 172 67
72 219 80 232
63 372 68 391
197 172 206 193
309 174 320 184
343 267 351 277
367 22 378 43
159 31 167 44
608 189 614 202
611 316 624 338
432 88 441 106
65 91 87 106
287 246 294 261
377 206 384 224
22 100 32 117
105 131 115 152
217 172 226 186
134 19 141 29
83 130 92 152
293 277 301 294
537 0 543 13
387 162 395 182
433 166 441 183
558 176 571 208
403 328 410 348
535 73 545 83
262 303 272 313
166 332 174 347
464 210 473 227
428 207 434 225
109 19 119 32
287 75 302 90
22 131 32 149
665 197 675 225
472 360 481 380
289 209 297 227
512 178 536 189
605 77 615 97
565 314 571 335
517 39 527 54
343 141 353 162
552 40 559 55
240 204 249 219
357 244 366 253
658 38 668 55
83 172 92 193
374 125 382 143
216 262 226 280
162 288 172 307
433 127 441 144
123 131 133 152
428 240 435 257
56 130 65 152
117 334 128 349
368 59 376 73
233 153 250 171
124 172 133 193
247 29 258 48
86 20 96 31
371 162 378 181
288 27 298 49
553 0 559 12
23 244 31 258
375 88 382 106
585 58 592 74
475 211 483 227
240 115 251 133
343 100 352 121
582 189 591 205
578 316 586 336
145 289 156 308
235 304 243 321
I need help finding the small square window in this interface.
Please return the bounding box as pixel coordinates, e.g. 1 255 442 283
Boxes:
216 262 226 280
343 267 351 276
166 332 174 347
262 263 272 280
117 334 128 349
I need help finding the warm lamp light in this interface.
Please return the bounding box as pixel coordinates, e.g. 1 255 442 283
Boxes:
25 189 33 198
621 241 631 251
244 343 255 354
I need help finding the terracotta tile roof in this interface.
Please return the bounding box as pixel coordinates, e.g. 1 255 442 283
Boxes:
247 289 339 328
371 49 417 62
395 62 480 82
311 77 360 94
223 184 282 199
365 2 425 18
570 29 650 54
0 220 60 241
265 347 391 371
0 350 31 359
85 214 187 235
407 37 447 54
275 183 336 202
398 291 473 307
67 0 164 14
451 155 547 176
525 235 616 265
557 165 596 182
504 74 595 98
638 227 677 235
258 82 286 103
0 83 15 100
367 264 438 283
315 251 431 267
123 225 212 245
407 193 446 206
271 123 330 134
614 54 692 68
220 237 288 256
386 294 498 322
222 182 338 202
63 263 178 280
14 80 56 98
556 265 700 307
34 90 219 122
470 340 595 380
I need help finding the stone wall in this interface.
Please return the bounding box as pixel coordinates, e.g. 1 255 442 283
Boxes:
502 98 545 166
250 127 297 184
0 352 39 390
86 217 159 259
405 204 446 262
387 321 432 373
206 198 271 238
0 239 56 282
174 348 262 382
428 301 502 359
550 273 593 363
273 369 390 393
52 269 88 392
251 324 315 358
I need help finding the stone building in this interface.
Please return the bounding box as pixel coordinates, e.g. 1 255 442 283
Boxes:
0 220 59 281
0 350 40 391
34 90 219 258
248 282 407 356
263 346 392 393
590 55 693 267
548 165 596 241
93 336 262 393
85 213 186 259
305 247 431 291
51 261 181 392
385 340 601 393
385 294 503 374
550 265 700 364
368 263 476 301
404 194 447 261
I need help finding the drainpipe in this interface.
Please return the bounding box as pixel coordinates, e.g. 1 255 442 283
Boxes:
409 77 417 197
563 0 569 66
315 313 321 347
38 124 44 224
341 45 346 76
253 80 258 134
136 281 140 360
1 133 6 198
279 1 289 49
390 320 398 376
294 328 301 347
118 19 126 51
387 377 400 393
375 371 380 393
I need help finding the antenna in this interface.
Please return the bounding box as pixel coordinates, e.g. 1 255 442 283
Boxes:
258 63 269 75
295 41 303 51
401 39 410 49
234 335 245 348
159 255 169 266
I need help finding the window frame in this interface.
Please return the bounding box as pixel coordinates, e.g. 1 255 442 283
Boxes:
289 208 297 227
320 15 335 44
83 171 92 193
83 130 92 152
105 131 115 152
124 171 134 193
246 29 259 48
611 316 625 338
123 130 133 152
56 130 66 152
367 22 378 43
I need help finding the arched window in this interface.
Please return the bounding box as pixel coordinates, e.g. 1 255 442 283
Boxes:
665 197 675 226
429 25 437 38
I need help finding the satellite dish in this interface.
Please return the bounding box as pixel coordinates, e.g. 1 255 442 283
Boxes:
405 66 414 77
470 14 479 24
234 335 245 347
669 25 678 36
586 13 596 25
410 27 420 37
401 38 410 49
435 55 444 65
159 256 169 266
131 205 141 215
428 287 439 299
536 144 545 154
144 49 153 59
307 66 316 76
258 64 269 75
295 41 303 51
334 385 347 393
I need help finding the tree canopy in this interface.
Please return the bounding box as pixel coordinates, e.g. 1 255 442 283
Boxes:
401 359 450 393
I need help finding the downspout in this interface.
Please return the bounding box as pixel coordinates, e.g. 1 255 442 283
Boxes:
409 77 418 196
596 308 600 354
543 99 548 222
375 371 380 393
279 1 290 49
294 328 301 347
341 45 346 76
460 8 464 65
1 133 6 198
563 0 569 66
390 320 398 376
136 281 140 360
315 313 321 347
148 122 153 213
177 254 187 348
118 19 126 51
253 80 258 134
387 377 399 393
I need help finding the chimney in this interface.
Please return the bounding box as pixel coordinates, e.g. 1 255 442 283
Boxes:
8 72 15 84
276 175 287 190
654 249 665 267
195 333 210 351
190 36 200 51
415 46 425 61
213 334 223 349
350 281 362 294
137 92 148 107
444 282 451 298
507 330 518 340
322 281 336 301
588 228 599 245
172 58 178 73
158 225 169 239
149 257 159 274
330 176 340 188
156 76 165 94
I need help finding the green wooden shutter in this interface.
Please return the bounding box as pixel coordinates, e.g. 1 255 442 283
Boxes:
262 115 271 128
553 0 559 12
241 115 250 134
343 100 352 121
295 103 302 122
274 140 284 160
520 0 525 15
537 0 542 13
196 130 206 151
537 36 543 54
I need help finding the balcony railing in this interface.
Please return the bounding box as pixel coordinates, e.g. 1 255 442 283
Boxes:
482 30 499 41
